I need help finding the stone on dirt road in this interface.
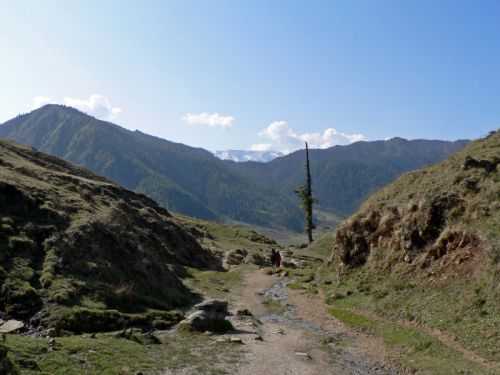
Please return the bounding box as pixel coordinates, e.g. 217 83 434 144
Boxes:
295 352 312 360
230 337 244 344
235 308 253 317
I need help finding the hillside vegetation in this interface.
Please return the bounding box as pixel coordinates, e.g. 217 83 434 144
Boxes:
0 105 466 232
0 139 218 334
325 129 500 365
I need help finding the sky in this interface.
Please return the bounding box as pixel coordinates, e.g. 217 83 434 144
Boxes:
1 0 500 154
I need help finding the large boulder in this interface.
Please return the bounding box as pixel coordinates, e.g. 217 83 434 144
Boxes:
0 320 24 334
224 249 248 266
178 299 233 333
244 252 268 267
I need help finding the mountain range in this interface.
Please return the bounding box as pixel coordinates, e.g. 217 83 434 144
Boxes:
0 105 469 232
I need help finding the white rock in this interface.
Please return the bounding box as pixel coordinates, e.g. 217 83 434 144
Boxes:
295 352 311 360
0 320 24 333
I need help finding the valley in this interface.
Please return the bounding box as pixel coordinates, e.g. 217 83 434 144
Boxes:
0 116 498 374
3 3 500 374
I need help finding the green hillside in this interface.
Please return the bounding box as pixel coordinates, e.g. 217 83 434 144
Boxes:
0 105 467 232
324 129 500 365
0 105 302 230
0 139 217 333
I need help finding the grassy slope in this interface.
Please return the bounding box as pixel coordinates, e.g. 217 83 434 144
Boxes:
299 132 500 374
3 199 275 373
0 139 219 333
6 331 242 375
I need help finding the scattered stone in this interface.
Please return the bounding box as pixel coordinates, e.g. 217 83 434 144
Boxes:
46 328 58 338
254 335 264 341
215 337 229 343
272 328 285 335
295 352 312 360
236 308 253 317
0 320 24 334
224 249 248 266
282 260 297 269
245 252 267 266
230 337 244 344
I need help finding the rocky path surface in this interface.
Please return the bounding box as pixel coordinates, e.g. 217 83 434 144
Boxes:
231 269 399 375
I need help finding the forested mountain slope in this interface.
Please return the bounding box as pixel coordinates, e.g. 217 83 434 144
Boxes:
0 105 302 230
0 105 467 231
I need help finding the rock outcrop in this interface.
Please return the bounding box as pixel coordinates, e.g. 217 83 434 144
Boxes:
331 130 500 280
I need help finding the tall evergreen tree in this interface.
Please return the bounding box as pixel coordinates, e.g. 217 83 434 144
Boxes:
295 142 316 243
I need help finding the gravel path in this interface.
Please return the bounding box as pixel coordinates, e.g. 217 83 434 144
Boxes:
232 270 400 375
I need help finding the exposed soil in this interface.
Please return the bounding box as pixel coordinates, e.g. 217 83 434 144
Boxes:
231 269 399 375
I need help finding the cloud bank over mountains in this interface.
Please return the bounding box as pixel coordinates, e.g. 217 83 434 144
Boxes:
251 121 367 154
31 95 122 121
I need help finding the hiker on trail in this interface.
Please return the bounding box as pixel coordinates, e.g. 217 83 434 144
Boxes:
275 250 282 268
270 249 277 269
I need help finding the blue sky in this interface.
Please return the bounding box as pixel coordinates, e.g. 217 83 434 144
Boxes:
1 0 499 153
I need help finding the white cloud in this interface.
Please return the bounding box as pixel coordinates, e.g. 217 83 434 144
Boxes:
251 121 367 154
250 143 273 151
63 95 122 121
182 112 234 128
31 96 55 109
30 94 122 121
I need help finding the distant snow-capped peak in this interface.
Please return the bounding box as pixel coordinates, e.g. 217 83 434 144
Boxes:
214 150 284 162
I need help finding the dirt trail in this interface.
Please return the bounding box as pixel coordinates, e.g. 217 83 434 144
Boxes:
231 269 398 375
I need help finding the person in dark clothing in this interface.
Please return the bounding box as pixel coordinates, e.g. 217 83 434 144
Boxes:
275 250 282 268
270 249 277 269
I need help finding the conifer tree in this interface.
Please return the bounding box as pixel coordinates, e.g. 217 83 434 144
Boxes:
295 142 316 243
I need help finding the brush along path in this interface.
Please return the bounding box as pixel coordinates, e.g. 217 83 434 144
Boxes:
233 269 397 375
